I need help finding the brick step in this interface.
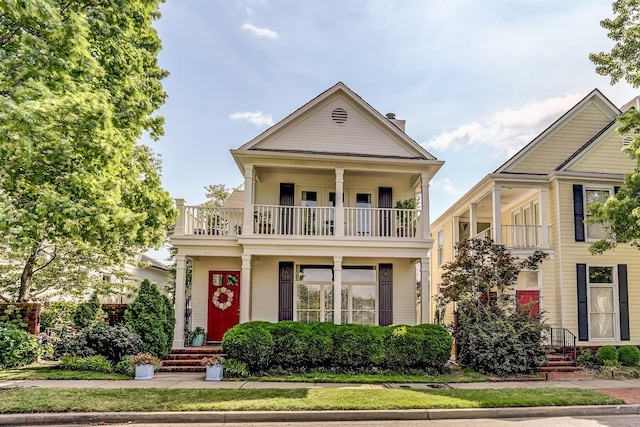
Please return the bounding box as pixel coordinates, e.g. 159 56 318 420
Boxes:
157 366 207 373
168 353 222 361
161 359 210 367
169 346 222 354
546 354 572 361
545 359 575 365
540 365 581 373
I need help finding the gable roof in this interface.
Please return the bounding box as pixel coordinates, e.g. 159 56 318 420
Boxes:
494 89 620 174
555 119 617 171
236 82 438 161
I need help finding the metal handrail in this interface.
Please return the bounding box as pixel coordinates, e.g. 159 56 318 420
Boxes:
549 328 577 366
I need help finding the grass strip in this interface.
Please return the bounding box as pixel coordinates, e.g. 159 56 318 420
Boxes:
245 371 488 383
0 366 128 381
0 388 622 413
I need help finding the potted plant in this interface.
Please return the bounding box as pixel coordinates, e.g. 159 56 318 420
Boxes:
254 211 273 234
395 198 417 237
132 352 161 380
187 326 205 347
201 355 225 381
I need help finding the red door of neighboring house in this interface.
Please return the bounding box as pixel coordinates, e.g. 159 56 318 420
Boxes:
516 290 540 317
207 271 240 342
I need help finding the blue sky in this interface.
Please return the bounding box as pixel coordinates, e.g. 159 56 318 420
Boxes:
145 0 634 260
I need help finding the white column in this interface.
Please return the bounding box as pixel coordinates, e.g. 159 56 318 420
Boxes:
539 187 549 247
242 165 254 236
172 255 187 348
240 254 252 323
175 199 186 235
492 186 502 244
420 257 430 324
333 256 342 324
421 174 430 238
335 168 344 237
469 203 478 238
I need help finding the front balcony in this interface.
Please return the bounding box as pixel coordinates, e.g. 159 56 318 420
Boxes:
176 204 423 239
472 225 550 249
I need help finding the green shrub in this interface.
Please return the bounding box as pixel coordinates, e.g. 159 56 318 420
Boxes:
268 321 311 369
0 305 27 330
54 322 142 363
576 349 596 367
221 321 273 372
0 327 39 368
114 355 135 377
618 345 640 367
455 304 547 376
332 324 385 369
385 324 452 371
223 359 249 378
125 279 175 359
595 345 618 365
40 302 77 333
307 322 335 367
73 293 105 329
60 355 112 373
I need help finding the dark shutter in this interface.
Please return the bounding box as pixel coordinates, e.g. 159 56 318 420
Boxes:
378 263 393 326
619 264 630 341
614 186 621 195
279 183 294 235
573 185 585 242
577 263 588 341
378 187 392 237
278 262 294 321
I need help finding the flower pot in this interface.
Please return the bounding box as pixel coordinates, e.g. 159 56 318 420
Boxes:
134 363 155 380
205 365 223 381
191 333 205 347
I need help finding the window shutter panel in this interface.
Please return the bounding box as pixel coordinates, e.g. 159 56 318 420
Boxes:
278 262 294 321
573 185 585 242
618 264 630 341
378 264 393 326
576 263 588 341
614 186 621 194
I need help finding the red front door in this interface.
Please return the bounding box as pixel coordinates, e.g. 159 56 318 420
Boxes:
516 290 540 317
208 271 240 341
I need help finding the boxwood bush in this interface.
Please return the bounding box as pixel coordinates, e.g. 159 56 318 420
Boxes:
618 345 640 367
54 322 142 364
595 345 619 366
222 321 451 374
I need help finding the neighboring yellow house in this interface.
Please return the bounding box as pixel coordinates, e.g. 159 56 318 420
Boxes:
170 82 443 347
430 89 640 349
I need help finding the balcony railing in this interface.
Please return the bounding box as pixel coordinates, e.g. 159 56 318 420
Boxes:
253 205 334 236
184 206 243 236
344 207 421 238
470 225 550 248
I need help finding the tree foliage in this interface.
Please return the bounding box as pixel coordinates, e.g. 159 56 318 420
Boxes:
588 0 640 253
437 239 549 376
0 0 175 301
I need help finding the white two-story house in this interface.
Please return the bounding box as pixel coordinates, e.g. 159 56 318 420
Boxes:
170 82 443 347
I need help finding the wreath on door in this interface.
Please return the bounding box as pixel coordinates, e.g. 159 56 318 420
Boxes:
212 286 234 311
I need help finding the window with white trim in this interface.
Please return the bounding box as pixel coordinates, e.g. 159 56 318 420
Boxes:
585 188 611 241
588 266 617 340
295 265 334 323
341 267 377 326
437 230 444 266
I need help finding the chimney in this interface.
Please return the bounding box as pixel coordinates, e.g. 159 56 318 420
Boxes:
386 112 406 132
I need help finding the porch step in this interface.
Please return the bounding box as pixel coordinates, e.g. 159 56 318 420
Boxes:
541 354 579 372
158 346 223 373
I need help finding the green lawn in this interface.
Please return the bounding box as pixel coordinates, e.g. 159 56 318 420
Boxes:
0 388 622 413
245 370 488 383
0 363 129 381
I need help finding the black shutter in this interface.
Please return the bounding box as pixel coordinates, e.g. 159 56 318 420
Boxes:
573 185 585 242
577 264 588 341
278 262 294 321
379 264 393 326
619 264 630 341
614 186 621 195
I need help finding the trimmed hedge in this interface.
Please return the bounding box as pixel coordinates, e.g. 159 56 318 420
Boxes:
618 345 640 367
221 321 452 374
595 345 618 365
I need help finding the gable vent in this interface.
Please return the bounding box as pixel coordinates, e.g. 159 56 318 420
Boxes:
622 136 634 147
331 107 348 124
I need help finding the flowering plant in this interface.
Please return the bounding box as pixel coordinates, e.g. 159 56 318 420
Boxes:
132 352 161 369
201 355 225 366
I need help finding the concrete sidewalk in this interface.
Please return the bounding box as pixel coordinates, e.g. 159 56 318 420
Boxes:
3 371 640 391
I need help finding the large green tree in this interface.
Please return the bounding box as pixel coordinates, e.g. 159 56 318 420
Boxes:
588 0 640 253
0 0 175 302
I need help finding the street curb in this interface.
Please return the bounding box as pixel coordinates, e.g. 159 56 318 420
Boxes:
1 405 640 425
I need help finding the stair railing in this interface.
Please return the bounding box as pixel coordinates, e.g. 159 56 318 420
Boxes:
549 328 577 366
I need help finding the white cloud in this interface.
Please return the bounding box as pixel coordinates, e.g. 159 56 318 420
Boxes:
430 177 459 196
424 93 586 158
241 22 279 39
229 111 274 127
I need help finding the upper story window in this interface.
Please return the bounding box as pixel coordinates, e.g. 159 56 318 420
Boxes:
437 230 444 266
585 188 611 241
